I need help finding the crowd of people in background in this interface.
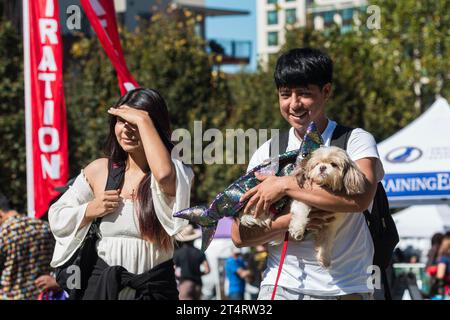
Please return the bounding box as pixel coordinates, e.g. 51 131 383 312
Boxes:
390 232 450 299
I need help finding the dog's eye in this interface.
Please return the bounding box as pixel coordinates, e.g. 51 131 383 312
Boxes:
330 162 338 168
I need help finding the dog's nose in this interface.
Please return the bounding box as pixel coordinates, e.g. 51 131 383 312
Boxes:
320 165 327 172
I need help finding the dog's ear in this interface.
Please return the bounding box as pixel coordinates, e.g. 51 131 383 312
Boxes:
292 166 307 187
343 161 368 195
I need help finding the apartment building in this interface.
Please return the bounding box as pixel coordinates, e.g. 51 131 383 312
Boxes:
257 0 367 64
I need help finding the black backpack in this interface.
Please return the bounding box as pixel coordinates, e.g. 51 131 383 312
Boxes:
55 159 125 299
271 125 399 299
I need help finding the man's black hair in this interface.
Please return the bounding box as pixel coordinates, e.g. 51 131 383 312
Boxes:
0 191 10 212
274 47 333 89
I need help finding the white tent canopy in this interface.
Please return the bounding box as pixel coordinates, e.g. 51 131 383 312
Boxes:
378 97 450 208
393 205 450 239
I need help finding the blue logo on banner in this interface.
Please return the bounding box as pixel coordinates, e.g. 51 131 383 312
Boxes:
386 146 423 163
382 172 450 197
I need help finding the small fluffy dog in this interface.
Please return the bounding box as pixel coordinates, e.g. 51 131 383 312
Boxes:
240 146 368 268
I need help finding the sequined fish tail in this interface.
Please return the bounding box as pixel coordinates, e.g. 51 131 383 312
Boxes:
200 224 218 252
173 206 216 226
173 205 219 251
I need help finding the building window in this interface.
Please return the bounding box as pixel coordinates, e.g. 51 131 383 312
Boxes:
323 11 334 24
268 31 278 46
267 10 278 25
286 8 297 24
342 8 353 20
267 0 277 4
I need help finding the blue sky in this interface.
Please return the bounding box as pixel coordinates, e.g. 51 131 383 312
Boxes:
205 0 257 72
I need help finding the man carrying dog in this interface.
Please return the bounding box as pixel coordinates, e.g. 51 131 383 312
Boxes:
231 48 385 300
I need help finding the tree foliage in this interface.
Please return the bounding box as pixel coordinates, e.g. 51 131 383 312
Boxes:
0 21 25 211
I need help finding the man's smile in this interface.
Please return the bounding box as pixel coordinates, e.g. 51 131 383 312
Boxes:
289 110 309 121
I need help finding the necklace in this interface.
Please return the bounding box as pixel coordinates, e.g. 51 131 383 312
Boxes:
121 170 145 200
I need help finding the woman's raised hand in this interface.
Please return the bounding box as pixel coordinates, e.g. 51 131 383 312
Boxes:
107 105 151 126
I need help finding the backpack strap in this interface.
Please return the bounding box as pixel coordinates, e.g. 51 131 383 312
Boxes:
330 124 354 150
105 159 125 191
329 125 376 229
269 130 290 156
91 159 126 230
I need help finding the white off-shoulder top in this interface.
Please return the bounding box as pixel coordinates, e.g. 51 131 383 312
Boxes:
48 158 194 275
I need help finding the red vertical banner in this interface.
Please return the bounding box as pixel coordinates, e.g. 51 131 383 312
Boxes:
80 0 139 94
23 0 69 218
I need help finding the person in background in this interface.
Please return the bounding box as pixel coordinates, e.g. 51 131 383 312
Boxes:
35 274 60 293
34 274 68 300
225 248 251 300
173 225 210 300
434 233 450 296
245 245 268 300
393 247 406 263
404 245 421 264
425 233 444 296
427 233 444 269
0 192 55 300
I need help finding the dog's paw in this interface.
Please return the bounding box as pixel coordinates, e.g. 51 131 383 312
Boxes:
288 218 307 241
289 226 306 241
240 214 256 227
240 214 270 228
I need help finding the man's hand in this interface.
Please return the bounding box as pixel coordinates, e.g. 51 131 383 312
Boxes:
232 209 291 248
240 174 292 217
35 275 60 292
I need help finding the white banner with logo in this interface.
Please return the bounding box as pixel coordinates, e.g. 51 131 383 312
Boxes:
378 98 450 207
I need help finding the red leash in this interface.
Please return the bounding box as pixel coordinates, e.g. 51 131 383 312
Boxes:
271 232 289 300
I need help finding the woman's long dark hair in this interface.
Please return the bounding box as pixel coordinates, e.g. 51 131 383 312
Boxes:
105 88 174 250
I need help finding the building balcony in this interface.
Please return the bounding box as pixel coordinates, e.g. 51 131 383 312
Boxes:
207 39 252 65
172 0 249 17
